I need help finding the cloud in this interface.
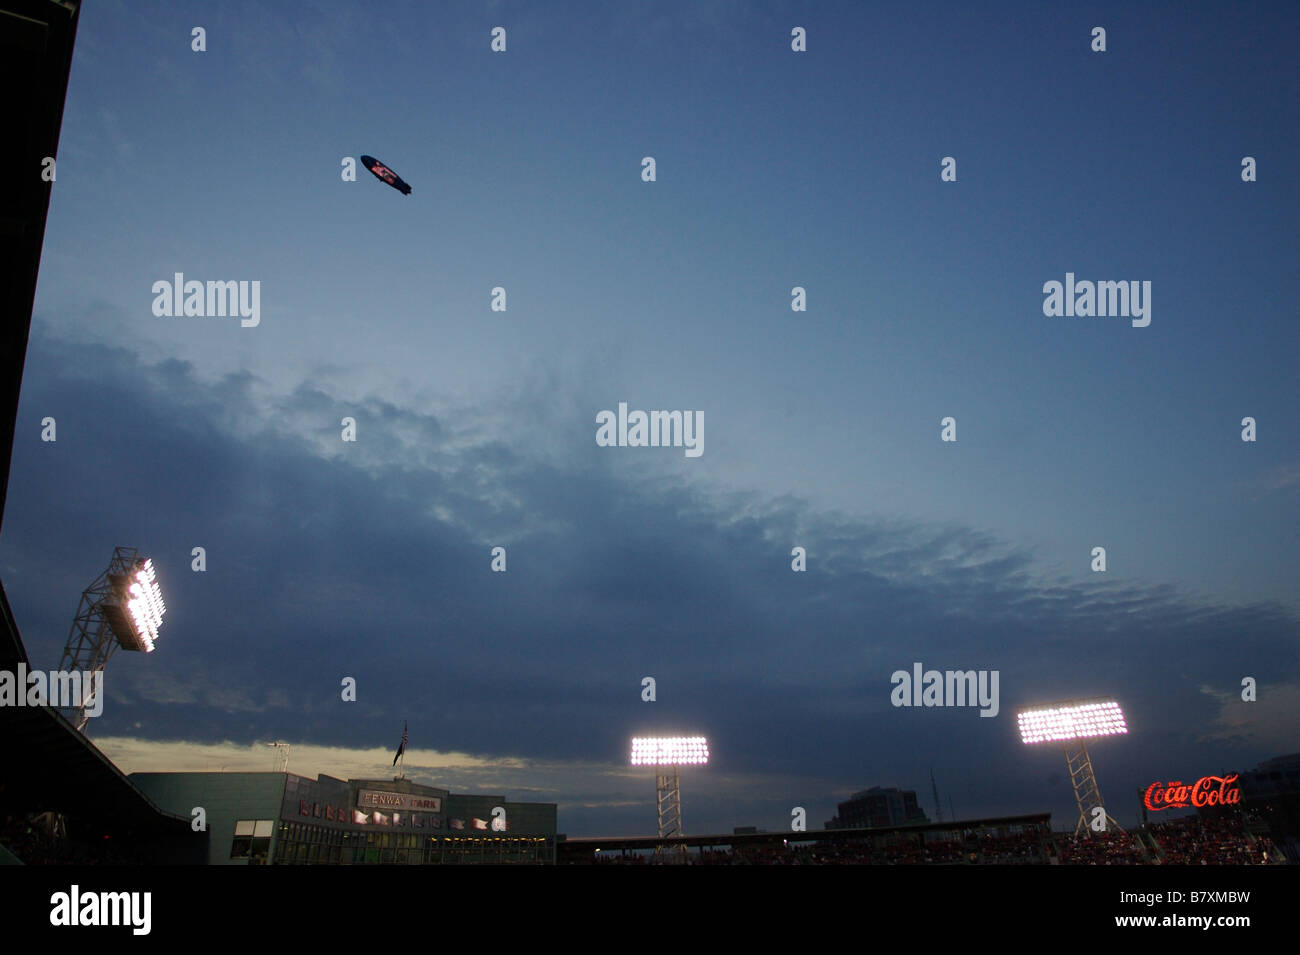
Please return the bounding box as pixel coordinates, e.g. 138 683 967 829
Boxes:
1198 681 1300 752
8 322 1298 836
94 736 831 827
1257 461 1300 493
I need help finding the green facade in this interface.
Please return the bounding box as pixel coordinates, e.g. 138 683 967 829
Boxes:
131 772 286 865
129 772 557 865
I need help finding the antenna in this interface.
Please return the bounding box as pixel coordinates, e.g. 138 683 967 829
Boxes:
266 741 291 773
930 768 943 823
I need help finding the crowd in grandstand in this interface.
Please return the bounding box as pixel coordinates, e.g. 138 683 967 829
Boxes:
595 831 1049 865
975 831 1045 863
1146 814 1275 865
1054 830 1146 864
585 813 1282 865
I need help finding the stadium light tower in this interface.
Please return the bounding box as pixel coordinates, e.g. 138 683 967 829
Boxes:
1017 698 1127 837
57 547 167 732
631 736 709 858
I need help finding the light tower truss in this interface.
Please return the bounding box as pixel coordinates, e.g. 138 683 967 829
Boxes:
656 770 682 840
654 770 687 863
1064 736 1125 837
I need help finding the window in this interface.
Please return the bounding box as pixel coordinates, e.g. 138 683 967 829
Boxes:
231 819 275 861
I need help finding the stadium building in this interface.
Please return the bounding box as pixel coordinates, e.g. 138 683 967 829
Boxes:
131 772 557 865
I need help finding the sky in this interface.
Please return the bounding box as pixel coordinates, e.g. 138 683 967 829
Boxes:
2 0 1297 836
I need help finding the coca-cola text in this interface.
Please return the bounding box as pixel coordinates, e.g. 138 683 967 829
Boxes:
1143 774 1241 811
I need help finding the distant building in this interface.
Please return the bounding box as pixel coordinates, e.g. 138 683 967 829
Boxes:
826 786 929 829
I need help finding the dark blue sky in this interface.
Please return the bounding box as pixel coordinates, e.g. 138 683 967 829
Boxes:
3 0 1296 835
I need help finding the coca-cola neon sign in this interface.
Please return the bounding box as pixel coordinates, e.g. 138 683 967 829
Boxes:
1144 774 1241 811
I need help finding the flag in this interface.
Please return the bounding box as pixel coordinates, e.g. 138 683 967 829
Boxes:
393 720 407 765
471 817 489 830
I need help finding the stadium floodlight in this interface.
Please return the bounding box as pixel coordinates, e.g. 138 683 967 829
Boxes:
630 736 710 766
1017 700 1127 744
630 735 710 860
103 558 167 652
58 547 169 731
1018 698 1127 837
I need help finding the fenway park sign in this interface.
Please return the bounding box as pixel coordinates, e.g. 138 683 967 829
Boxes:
357 789 442 813
1143 774 1241 811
